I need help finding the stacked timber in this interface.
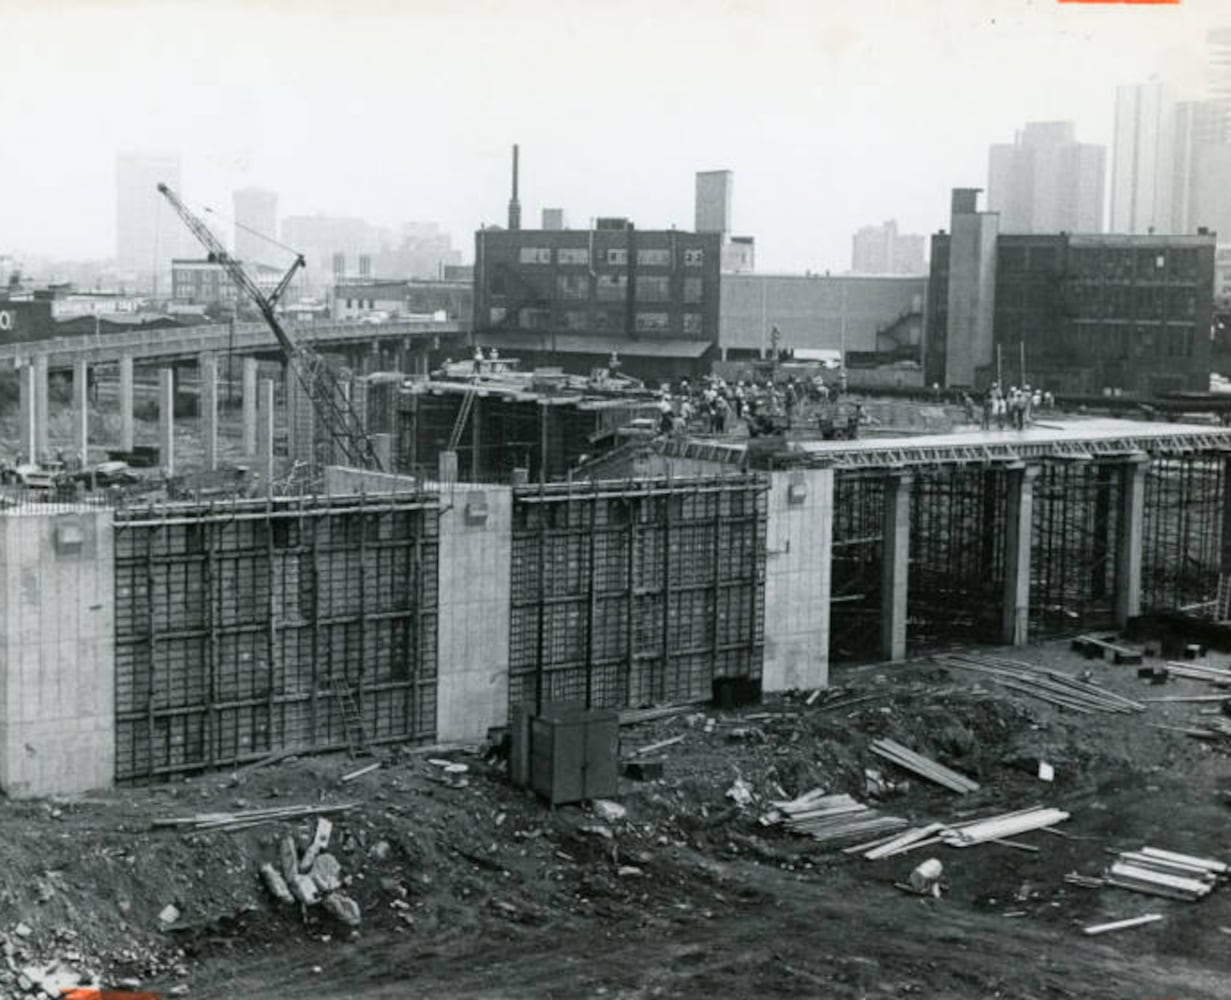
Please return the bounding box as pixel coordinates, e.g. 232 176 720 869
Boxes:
939 806 1070 847
1105 846 1225 901
939 652 1146 715
869 738 979 794
1163 661 1231 687
765 790 907 845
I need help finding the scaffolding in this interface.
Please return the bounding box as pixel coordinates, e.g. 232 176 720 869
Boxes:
113 492 439 782
507 477 766 712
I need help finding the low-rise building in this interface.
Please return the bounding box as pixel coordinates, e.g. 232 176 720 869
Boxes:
332 278 471 321
473 223 722 380
926 188 1216 396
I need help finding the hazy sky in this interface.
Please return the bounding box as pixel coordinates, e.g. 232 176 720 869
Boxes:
1 0 1225 273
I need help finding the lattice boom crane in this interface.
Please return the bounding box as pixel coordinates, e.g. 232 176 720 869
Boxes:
156 182 382 472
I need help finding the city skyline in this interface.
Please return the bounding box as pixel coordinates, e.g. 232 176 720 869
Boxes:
1 0 1226 276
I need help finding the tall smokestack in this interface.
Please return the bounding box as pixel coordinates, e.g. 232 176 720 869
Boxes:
508 144 522 231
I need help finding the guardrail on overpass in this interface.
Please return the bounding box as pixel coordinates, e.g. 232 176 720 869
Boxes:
0 318 467 369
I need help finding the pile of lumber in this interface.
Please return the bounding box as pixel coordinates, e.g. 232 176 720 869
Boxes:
1071 634 1143 664
764 789 907 845
153 802 358 833
869 738 979 794
939 652 1146 715
1105 846 1226 901
1163 661 1231 687
939 806 1070 848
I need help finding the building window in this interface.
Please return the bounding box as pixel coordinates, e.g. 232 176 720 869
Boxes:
683 249 704 266
637 248 670 267
556 274 589 300
606 248 628 266
592 309 622 331
519 308 552 330
564 310 589 331
596 274 627 302
488 307 507 325
557 248 589 266
635 312 670 333
682 313 703 335
346 299 354 309
637 276 670 303
518 247 552 265
683 277 703 304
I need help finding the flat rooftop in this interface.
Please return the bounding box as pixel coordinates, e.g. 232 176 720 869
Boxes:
664 418 1231 470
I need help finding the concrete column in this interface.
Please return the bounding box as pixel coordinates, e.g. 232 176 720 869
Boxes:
259 378 276 494
763 468 833 691
880 471 913 662
73 359 89 467
0 509 116 796
199 352 218 471
242 356 258 455
118 354 135 453
435 486 513 740
1115 453 1150 627
1002 463 1040 645
158 368 175 476
18 362 35 462
33 354 49 461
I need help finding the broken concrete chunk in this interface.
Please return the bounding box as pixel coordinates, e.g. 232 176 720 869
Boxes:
592 800 627 823
369 840 392 862
13 923 32 939
726 778 754 807
259 862 295 905
300 818 334 873
158 904 181 925
309 854 343 893
289 873 320 906
279 835 300 884
322 892 362 927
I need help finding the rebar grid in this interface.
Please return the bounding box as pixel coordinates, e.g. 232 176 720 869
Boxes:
830 471 885 663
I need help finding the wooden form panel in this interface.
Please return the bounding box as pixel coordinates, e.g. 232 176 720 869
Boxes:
508 477 766 712
113 494 439 782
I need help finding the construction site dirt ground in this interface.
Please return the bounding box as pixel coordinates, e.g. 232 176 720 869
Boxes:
2 638 1230 1000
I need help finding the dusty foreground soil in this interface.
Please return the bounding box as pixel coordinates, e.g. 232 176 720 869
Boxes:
2 639 1230 1000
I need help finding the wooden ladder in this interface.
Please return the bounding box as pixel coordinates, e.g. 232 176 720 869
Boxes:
326 677 369 757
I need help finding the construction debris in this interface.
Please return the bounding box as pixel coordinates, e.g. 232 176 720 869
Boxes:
153 802 358 833
763 789 907 844
1082 913 1163 936
939 806 1069 848
340 761 382 783
1102 846 1225 901
869 738 979 794
1072 635 1143 665
940 652 1146 715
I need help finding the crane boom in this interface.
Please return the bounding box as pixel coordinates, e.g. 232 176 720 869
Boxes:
156 182 382 472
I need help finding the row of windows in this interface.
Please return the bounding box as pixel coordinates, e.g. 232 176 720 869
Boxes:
491 307 704 335
516 246 705 267
1068 247 1201 283
1068 325 1195 361
1066 284 1198 320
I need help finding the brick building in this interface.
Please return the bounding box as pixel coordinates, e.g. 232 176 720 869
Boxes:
472 223 721 379
926 190 1216 396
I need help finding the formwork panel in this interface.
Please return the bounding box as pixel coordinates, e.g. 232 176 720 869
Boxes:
113 494 440 782
508 477 767 713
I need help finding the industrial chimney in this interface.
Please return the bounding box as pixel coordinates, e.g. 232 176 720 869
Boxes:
508 144 522 231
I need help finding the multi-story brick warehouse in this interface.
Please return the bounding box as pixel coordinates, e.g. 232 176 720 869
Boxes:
926 189 1216 396
472 223 722 380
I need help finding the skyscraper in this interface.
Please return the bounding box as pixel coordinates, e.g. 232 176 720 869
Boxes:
115 152 185 277
986 122 1105 234
695 171 733 235
1110 83 1176 234
851 220 926 275
232 187 278 264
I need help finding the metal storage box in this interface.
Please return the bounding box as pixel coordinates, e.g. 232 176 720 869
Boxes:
527 703 619 806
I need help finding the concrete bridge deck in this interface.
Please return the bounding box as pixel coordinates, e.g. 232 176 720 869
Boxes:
0 318 465 369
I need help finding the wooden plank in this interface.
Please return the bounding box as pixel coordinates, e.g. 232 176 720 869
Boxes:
1082 914 1163 936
